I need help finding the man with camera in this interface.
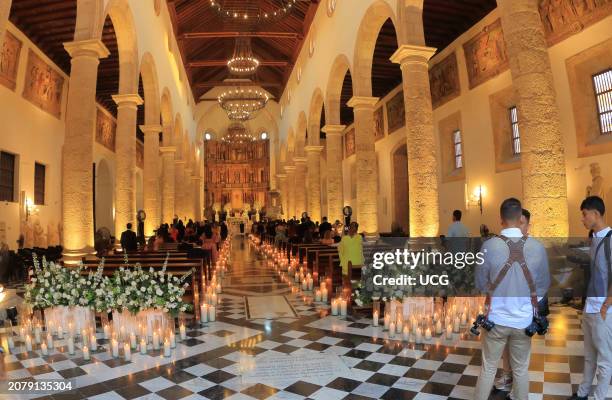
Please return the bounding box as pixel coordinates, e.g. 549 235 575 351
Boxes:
568 196 612 400
474 198 550 400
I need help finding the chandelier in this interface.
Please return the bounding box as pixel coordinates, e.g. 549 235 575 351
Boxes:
222 122 256 143
218 87 269 121
209 0 298 24
228 38 259 76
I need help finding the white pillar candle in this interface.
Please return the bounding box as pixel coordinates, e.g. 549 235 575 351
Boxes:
331 299 339 316
446 325 453 340
208 305 216 322
216 283 222 294
25 335 32 352
34 325 41 344
123 342 131 361
372 310 379 327
68 322 75 338
163 338 171 357
389 322 396 338
130 333 137 349
416 328 423 344
40 342 48 356
57 326 63 340
425 328 432 340
46 333 54 349
169 331 176 348
67 336 75 355
340 299 348 316
383 314 390 330
402 325 410 342
454 316 460 331
435 320 443 335
200 304 208 323
179 324 186 340
103 324 110 339
211 293 218 305
321 288 328 303
315 290 321 302
90 334 97 351
111 339 119 358
152 331 160 350
83 345 90 361
140 338 147 354
308 278 314 291
81 331 89 349
396 318 403 334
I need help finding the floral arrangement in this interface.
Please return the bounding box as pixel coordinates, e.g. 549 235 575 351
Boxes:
25 256 192 317
25 255 113 312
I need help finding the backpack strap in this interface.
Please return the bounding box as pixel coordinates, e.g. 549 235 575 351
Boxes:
594 230 612 298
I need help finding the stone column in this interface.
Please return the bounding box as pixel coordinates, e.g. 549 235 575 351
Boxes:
305 145 324 222
276 173 288 219
284 165 296 219
391 45 440 237
112 94 143 236
62 40 109 260
175 160 186 220
140 124 162 236
0 0 12 47
347 96 379 238
293 157 307 218
184 167 193 220
192 175 202 221
497 0 568 237
160 146 176 223
322 125 345 224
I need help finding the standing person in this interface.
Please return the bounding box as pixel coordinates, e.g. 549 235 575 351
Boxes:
474 198 550 400
120 223 138 251
220 221 228 241
447 209 469 237
319 217 332 238
338 222 364 311
568 196 612 400
201 225 218 264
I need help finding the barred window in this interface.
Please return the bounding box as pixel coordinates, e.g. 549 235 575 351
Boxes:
34 162 45 205
453 129 463 169
593 69 612 135
509 106 521 155
0 151 16 202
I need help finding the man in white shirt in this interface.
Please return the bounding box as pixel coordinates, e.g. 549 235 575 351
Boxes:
568 196 612 400
474 198 550 400
447 209 469 237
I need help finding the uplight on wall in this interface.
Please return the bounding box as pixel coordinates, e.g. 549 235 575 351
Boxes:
465 183 485 214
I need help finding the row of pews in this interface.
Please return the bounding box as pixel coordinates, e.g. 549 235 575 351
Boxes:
79 243 214 308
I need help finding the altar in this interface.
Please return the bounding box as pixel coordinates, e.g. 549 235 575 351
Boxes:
227 216 250 235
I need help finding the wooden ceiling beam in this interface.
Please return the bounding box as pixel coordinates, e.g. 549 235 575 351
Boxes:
194 81 282 88
188 60 291 68
182 31 302 40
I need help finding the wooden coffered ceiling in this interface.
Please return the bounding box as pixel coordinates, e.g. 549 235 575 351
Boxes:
167 0 320 101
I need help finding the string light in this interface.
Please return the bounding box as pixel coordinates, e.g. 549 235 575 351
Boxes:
208 0 298 24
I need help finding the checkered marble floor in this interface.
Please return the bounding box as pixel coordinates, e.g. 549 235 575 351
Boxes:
1 238 611 400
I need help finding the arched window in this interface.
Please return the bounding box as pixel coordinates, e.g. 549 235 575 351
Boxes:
593 69 612 135
260 132 268 140
453 130 463 169
509 106 521 155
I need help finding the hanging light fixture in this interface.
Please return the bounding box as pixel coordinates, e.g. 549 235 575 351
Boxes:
227 38 260 76
222 122 256 143
209 0 298 25
218 87 269 121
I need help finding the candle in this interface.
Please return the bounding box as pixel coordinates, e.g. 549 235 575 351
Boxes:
389 322 396 338
216 283 222 294
425 328 432 340
67 336 75 355
383 314 390 330
446 325 453 340
154 331 161 350
130 332 137 349
46 333 54 349
302 279 307 291
208 305 216 322
169 331 176 348
119 325 126 340
372 310 379 327
111 339 119 358
124 342 131 361
140 337 147 354
396 318 403 334
90 334 97 351
68 322 75 338
461 312 467 326
211 293 218 305
179 324 186 340
416 328 423 344
435 320 442 335
81 330 89 349
315 290 321 302
340 299 348 316
331 299 339 316
200 304 208 323
454 316 460 331
83 345 90 361
402 325 410 341
308 278 314 291
163 338 171 357
41 342 48 356
321 288 328 302
103 324 110 339
25 334 32 351
34 324 41 344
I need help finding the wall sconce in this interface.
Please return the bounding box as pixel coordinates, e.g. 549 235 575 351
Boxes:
465 184 485 215
25 197 39 221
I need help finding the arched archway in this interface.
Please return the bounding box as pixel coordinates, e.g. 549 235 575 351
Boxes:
140 52 160 125
95 159 114 235
325 54 352 126
392 141 409 234
295 112 307 155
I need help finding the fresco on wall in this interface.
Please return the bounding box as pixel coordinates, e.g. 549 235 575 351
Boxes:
539 0 612 46
463 19 509 89
136 140 144 169
374 107 384 141
96 109 116 152
386 91 405 133
429 52 460 109
22 50 64 118
0 31 22 90
345 128 355 157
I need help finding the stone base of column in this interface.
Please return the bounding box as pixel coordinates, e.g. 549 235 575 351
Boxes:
63 246 95 265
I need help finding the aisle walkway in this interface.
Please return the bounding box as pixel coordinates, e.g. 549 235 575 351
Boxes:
2 237 610 399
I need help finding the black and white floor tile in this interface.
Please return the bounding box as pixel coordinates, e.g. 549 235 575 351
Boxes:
1 238 611 400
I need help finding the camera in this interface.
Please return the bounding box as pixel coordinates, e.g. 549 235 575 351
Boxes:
525 315 548 337
470 314 495 336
